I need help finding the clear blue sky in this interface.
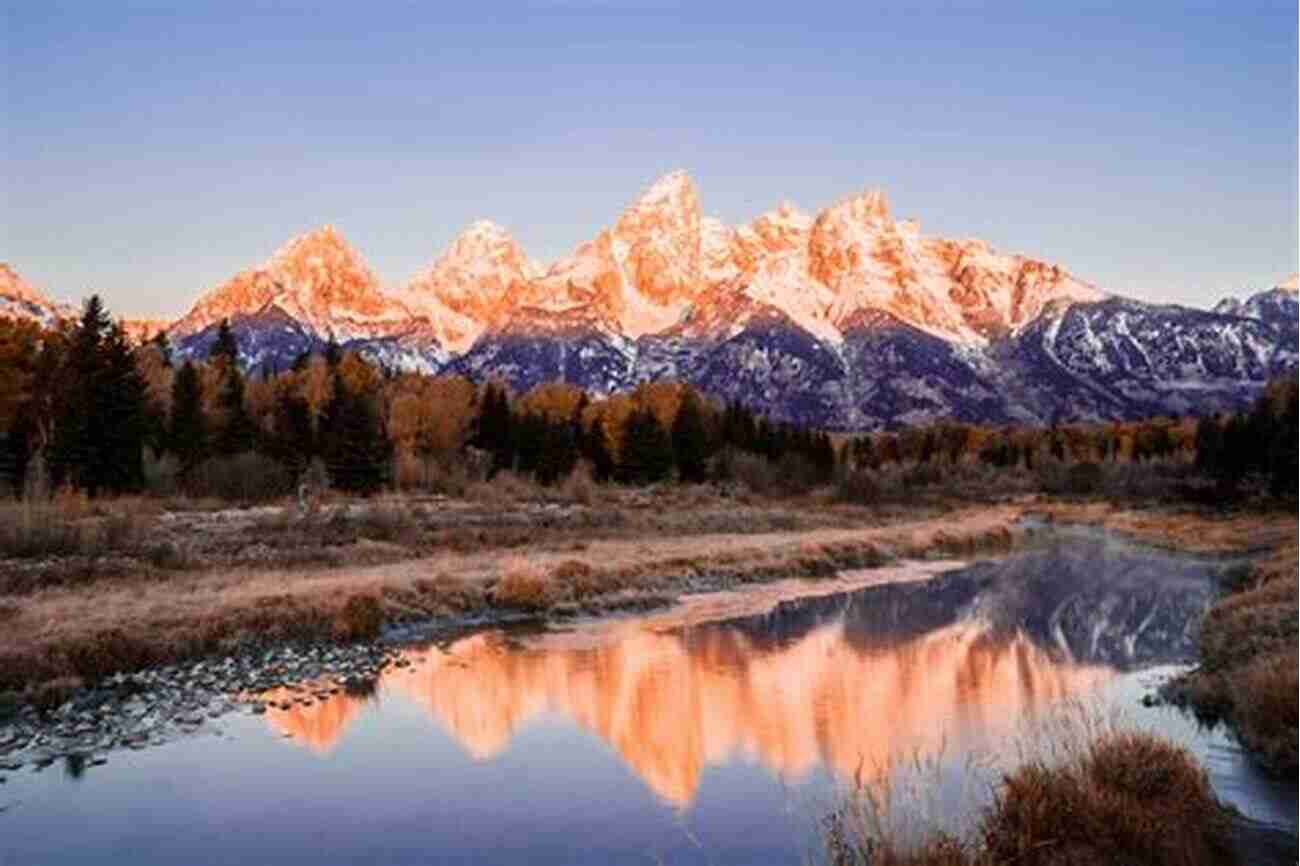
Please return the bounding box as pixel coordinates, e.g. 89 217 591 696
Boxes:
4 1 1296 317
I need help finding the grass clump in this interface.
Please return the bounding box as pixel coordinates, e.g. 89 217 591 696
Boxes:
493 557 554 611
334 594 385 640
982 732 1232 865
824 732 1233 866
0 502 85 557
1169 544 1298 777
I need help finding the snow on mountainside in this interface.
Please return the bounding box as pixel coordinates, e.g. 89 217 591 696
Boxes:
397 220 542 353
170 226 445 372
172 226 414 342
4 174 1295 428
0 264 75 327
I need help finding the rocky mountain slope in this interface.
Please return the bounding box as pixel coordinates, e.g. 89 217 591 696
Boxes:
0 264 75 328
5 172 1295 428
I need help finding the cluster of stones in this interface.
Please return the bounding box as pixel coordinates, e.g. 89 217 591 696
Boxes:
0 641 406 782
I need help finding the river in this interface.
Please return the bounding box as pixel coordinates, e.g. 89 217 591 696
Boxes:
2 527 1295 864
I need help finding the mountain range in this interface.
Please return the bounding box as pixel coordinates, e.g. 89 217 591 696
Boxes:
3 172 1296 429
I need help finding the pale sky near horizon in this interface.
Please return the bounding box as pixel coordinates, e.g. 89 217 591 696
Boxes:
3 1 1297 318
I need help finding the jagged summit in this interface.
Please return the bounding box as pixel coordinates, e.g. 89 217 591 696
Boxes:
172 224 411 341
0 263 74 327
0 263 52 306
634 169 696 205
7 169 1291 430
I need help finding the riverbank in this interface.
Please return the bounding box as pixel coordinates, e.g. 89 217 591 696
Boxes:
1 494 1294 865
1034 501 1297 778
1165 542 1298 778
0 496 1026 702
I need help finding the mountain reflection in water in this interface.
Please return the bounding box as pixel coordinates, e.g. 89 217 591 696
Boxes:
262 530 1219 808
265 620 1110 806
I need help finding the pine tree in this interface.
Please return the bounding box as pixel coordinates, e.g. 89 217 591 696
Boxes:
151 331 173 367
211 319 239 367
271 386 315 473
321 373 389 494
619 408 673 485
584 417 615 481
671 390 709 483
169 360 207 472
475 383 515 475
214 363 258 456
1193 416 1223 476
1268 386 1298 498
48 297 108 488
95 324 147 492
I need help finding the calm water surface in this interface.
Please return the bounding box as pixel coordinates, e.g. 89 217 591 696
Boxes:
3 531 1295 864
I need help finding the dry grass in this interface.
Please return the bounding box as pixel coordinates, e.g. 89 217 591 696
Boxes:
465 470 544 505
824 731 1234 866
0 503 1027 696
981 732 1232 865
493 556 554 610
334 594 384 640
0 500 155 563
1172 543 1298 776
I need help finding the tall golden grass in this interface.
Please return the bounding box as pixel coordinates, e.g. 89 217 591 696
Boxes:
823 724 1234 866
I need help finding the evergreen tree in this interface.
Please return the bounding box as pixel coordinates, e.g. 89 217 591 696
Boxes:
271 386 315 473
95 324 147 492
475 383 515 475
48 297 109 488
671 390 709 483
211 319 238 367
1193 416 1223 475
619 408 673 485
851 436 878 470
214 363 258 456
324 338 343 368
812 432 836 482
169 360 207 472
535 415 578 485
584 417 616 481
1268 386 1298 498
321 373 390 494
151 331 173 367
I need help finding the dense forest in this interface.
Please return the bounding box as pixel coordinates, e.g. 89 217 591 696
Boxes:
0 297 1295 503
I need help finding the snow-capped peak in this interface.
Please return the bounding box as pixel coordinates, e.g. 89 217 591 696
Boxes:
0 263 77 327
172 224 411 341
634 169 695 207
0 263 55 307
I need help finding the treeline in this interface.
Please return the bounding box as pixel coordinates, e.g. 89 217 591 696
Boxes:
0 297 1294 503
0 299 835 498
840 378 1297 501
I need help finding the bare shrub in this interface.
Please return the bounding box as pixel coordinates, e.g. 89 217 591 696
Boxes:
185 453 295 503
466 470 541 505
835 469 881 505
22 451 50 501
392 451 476 497
902 461 944 490
0 502 83 558
557 462 597 505
729 452 779 496
142 448 180 496
1064 461 1104 495
353 502 415 542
